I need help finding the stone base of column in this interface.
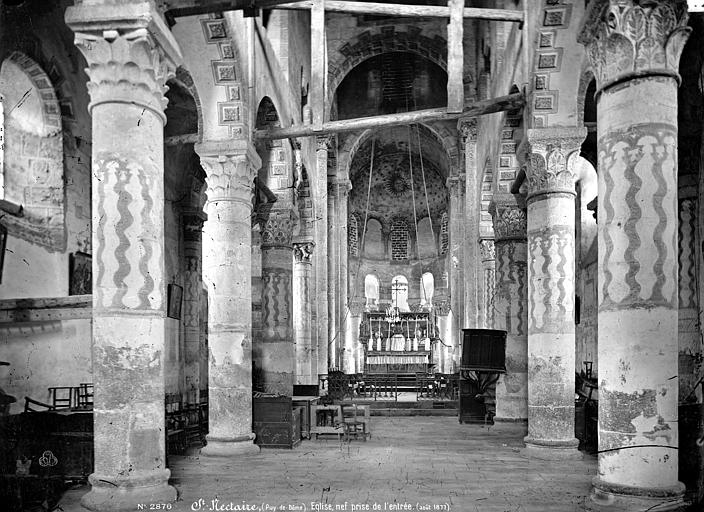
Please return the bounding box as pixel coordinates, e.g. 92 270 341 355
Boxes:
200 434 260 457
523 436 581 460
590 477 686 511
493 417 528 423
80 470 176 512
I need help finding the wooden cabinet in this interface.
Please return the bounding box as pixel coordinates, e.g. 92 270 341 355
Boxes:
253 396 302 449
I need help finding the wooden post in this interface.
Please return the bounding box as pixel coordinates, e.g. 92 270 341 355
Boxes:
311 0 325 129
447 0 464 113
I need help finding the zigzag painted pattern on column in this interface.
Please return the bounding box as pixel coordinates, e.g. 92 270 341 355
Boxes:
599 124 677 310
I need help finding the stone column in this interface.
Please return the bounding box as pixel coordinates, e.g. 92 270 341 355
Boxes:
196 140 261 456
479 239 496 329
183 210 207 406
293 241 315 385
678 191 700 402
334 179 353 373
489 195 528 422
433 296 452 373
348 298 366 375
260 209 296 395
327 178 338 370
315 136 330 377
447 175 465 368
459 118 481 329
65 3 181 509
523 127 586 459
579 1 690 505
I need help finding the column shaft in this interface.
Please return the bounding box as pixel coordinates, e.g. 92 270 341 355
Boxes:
490 196 528 421
66 4 182 508
293 242 315 385
479 239 496 329
460 118 481 329
197 142 260 456
315 138 330 377
260 210 295 395
183 212 206 406
579 0 690 503
523 128 585 458
335 180 353 373
327 182 338 369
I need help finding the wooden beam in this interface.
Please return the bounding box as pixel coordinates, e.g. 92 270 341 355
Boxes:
311 0 325 129
253 92 524 140
270 1 523 21
447 0 464 113
162 0 523 22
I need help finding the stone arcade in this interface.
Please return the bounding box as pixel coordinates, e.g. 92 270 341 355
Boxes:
0 1 703 511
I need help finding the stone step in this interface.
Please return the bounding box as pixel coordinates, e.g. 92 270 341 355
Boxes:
370 408 458 417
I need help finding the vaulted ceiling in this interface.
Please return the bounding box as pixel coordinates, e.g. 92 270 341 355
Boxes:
349 124 448 229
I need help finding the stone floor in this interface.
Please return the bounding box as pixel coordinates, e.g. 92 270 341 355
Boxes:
58 417 611 511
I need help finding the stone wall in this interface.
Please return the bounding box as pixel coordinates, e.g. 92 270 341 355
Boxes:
0 0 92 298
0 296 91 415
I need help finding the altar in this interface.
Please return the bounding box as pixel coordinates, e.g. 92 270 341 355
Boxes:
360 310 437 374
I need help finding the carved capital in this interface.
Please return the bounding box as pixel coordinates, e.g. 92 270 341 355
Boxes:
261 209 296 248
458 117 478 145
432 297 451 316
316 135 333 152
446 176 465 198
196 141 261 205
489 194 527 241
525 127 587 199
293 241 315 263
578 0 690 93
65 2 182 121
479 239 495 262
348 298 366 317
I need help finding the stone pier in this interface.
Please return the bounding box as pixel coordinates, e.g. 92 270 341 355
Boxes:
447 174 466 366
182 210 206 406
65 2 181 508
293 241 315 385
315 136 330 376
479 239 496 329
489 194 528 422
196 140 261 456
523 127 586 459
260 209 296 395
579 0 690 505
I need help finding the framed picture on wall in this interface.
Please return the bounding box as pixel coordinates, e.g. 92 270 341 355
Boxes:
69 251 92 295
167 284 183 320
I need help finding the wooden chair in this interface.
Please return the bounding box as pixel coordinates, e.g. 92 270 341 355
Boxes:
48 387 78 410
77 383 93 410
24 396 55 412
165 394 186 454
341 404 371 441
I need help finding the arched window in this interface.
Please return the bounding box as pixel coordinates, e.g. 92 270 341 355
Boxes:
420 272 435 309
363 218 384 258
391 275 409 312
364 274 379 309
0 52 64 249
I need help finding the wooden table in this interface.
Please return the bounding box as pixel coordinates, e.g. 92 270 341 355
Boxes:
292 396 319 439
